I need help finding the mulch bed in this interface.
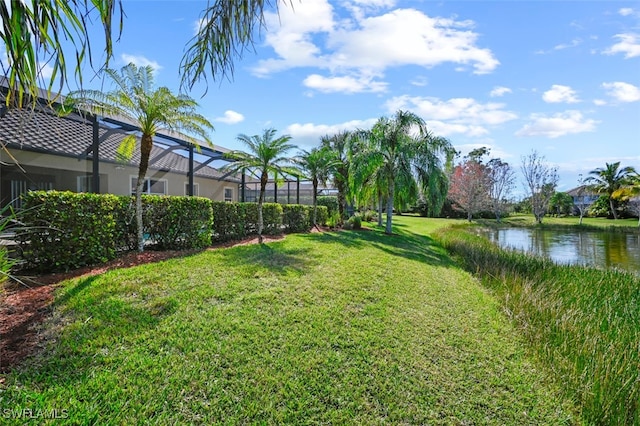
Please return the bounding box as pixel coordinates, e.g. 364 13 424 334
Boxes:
0 233 293 374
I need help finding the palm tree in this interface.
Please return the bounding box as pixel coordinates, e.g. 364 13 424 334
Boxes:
1 1 123 109
294 147 339 228
222 129 296 243
586 162 637 219
352 110 455 234
63 63 214 252
321 131 353 221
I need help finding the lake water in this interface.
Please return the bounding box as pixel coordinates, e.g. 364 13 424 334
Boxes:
481 227 640 274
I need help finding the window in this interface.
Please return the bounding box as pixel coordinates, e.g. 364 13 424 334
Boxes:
77 175 93 193
184 182 200 196
131 177 167 195
224 187 233 202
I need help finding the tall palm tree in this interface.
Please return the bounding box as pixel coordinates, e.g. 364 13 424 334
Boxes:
63 63 214 251
222 129 296 243
352 110 455 234
586 162 637 219
321 131 353 221
294 147 339 228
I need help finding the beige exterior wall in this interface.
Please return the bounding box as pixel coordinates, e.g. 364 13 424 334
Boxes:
1 149 237 203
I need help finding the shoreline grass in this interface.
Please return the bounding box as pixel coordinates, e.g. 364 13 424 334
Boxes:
434 223 640 425
480 214 639 232
0 219 575 424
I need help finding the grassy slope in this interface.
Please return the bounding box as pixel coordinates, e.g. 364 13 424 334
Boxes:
2 217 575 424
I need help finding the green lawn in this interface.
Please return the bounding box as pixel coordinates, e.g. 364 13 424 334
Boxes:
1 217 576 424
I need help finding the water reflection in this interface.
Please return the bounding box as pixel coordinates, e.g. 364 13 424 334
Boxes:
482 228 640 274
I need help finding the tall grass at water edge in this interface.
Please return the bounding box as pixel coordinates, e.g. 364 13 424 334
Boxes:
434 224 640 425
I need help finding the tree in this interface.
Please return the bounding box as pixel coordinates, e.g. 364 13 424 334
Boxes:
294 147 338 228
549 192 574 217
222 129 296 243
585 162 637 220
1 1 123 108
321 131 353 221
448 160 491 221
63 63 214 252
352 110 454 234
486 158 515 222
520 151 559 224
2 1 287 107
574 175 590 225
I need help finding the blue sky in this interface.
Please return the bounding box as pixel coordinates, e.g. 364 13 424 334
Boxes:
30 1 640 193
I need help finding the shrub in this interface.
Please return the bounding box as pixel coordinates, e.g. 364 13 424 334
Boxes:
262 203 283 235
315 206 328 226
317 196 338 217
212 201 246 242
282 204 311 233
349 215 362 230
143 195 213 250
20 191 120 271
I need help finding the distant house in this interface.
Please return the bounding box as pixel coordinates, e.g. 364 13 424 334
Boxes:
566 185 599 213
0 94 242 209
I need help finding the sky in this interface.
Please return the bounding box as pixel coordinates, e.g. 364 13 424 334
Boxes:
12 0 640 194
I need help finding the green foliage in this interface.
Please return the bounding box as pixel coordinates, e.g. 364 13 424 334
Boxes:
282 205 311 233
0 206 18 285
315 206 328 226
326 211 341 228
317 196 338 217
20 191 120 271
113 196 138 252
212 201 246 242
589 195 613 217
548 191 574 216
436 226 640 425
344 214 362 230
143 195 213 250
262 203 283 235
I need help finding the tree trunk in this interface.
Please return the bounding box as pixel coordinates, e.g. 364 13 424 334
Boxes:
312 177 318 227
258 171 267 243
609 197 618 219
136 134 153 252
377 191 383 227
385 178 394 235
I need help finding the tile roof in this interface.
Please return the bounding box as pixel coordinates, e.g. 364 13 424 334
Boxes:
0 105 240 182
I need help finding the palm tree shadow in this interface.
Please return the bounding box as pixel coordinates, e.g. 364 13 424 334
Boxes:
217 242 316 276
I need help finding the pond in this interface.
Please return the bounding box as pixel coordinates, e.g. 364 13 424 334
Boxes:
481 227 640 274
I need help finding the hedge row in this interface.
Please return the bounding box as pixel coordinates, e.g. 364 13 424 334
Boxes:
19 191 327 271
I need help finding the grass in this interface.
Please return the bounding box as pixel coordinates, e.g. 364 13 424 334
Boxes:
0 217 576 424
435 223 640 425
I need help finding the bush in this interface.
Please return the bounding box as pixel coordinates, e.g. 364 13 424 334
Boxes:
317 196 338 217
143 195 213 250
313 206 329 227
212 201 246 242
344 214 362 230
282 205 311 233
20 191 120 271
262 203 283 235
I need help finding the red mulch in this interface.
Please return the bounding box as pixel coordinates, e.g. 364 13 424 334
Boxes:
0 232 305 373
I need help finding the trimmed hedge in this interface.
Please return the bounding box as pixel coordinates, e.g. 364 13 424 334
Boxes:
314 206 329 227
317 196 338 217
283 205 311 233
19 191 318 271
20 191 120 271
143 195 213 250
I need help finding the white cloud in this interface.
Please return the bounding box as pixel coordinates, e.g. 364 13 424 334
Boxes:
602 82 640 102
410 76 429 87
593 99 607 106
38 63 54 79
516 111 598 138
542 85 580 103
253 1 499 93
214 110 245 124
303 73 387 93
286 118 377 146
554 38 582 51
385 95 517 138
618 8 634 17
490 86 512 97
604 33 640 58
121 54 162 72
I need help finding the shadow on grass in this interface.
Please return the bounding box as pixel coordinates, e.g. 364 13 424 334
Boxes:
305 227 458 269
215 242 316 276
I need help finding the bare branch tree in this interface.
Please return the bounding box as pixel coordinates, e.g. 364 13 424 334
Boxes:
487 158 515 222
520 151 559 224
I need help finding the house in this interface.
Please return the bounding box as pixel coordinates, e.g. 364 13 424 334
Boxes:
0 95 242 209
566 185 599 214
